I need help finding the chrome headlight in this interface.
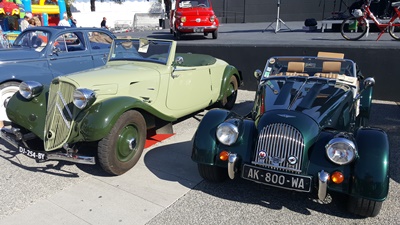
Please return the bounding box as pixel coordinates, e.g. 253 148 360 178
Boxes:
216 122 239 146
325 138 356 165
73 88 96 109
19 81 43 99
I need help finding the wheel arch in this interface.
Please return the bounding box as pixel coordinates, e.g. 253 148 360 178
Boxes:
351 127 390 201
78 96 175 141
217 65 242 101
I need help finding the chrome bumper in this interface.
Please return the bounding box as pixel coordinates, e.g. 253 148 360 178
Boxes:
227 153 237 179
0 127 95 165
318 170 329 201
177 25 217 30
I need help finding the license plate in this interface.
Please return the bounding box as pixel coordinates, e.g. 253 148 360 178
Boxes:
193 28 204 33
18 145 47 160
242 164 312 192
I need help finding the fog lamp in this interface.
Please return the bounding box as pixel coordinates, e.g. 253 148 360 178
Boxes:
331 171 344 184
219 151 229 161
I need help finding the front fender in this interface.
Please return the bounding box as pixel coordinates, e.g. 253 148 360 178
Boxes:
352 127 390 201
77 97 175 142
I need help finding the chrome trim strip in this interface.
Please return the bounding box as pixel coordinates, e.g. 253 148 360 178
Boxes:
228 153 237 179
47 152 95 165
318 170 330 201
57 91 73 119
56 102 71 129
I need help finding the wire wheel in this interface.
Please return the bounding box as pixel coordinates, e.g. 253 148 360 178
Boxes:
341 16 368 40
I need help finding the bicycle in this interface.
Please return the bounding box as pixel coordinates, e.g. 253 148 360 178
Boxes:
340 0 400 41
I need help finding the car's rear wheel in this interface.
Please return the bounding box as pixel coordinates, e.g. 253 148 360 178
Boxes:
217 76 238 110
212 29 218 39
347 196 383 217
98 110 146 175
0 81 20 123
198 164 228 182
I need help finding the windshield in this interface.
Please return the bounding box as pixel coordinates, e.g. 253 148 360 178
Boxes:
109 38 172 65
262 57 356 80
13 30 49 51
178 0 210 8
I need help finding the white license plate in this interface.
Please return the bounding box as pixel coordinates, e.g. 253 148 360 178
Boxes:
18 145 47 160
242 164 312 192
193 28 204 33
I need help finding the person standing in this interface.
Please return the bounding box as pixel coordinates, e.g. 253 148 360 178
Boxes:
20 15 29 31
58 15 71 27
69 15 77 27
101 17 108 29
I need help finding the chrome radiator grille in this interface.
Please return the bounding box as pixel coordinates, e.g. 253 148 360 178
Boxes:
253 123 305 174
44 81 76 150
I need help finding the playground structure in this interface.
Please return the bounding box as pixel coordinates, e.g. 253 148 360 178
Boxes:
21 0 66 26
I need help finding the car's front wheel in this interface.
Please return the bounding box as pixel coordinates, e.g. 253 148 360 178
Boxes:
212 29 218 39
0 81 20 123
198 164 228 182
98 110 146 175
347 196 383 217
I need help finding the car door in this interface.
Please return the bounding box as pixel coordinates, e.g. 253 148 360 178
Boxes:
166 65 212 111
48 31 94 76
87 31 113 67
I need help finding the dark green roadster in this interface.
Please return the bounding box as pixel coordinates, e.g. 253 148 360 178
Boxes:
192 53 389 217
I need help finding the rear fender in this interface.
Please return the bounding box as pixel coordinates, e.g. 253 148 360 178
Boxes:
217 65 242 101
351 127 390 201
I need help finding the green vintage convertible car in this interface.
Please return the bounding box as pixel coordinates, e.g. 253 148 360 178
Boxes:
192 53 389 217
0 37 242 175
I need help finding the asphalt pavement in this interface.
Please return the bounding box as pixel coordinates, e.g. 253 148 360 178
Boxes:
0 22 399 225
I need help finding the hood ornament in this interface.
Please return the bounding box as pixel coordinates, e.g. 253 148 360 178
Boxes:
269 156 285 166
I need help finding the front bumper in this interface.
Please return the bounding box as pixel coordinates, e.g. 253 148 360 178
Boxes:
0 127 95 165
227 153 330 201
177 25 218 33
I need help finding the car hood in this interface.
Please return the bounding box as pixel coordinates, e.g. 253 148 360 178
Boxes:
259 77 355 128
59 62 162 100
0 48 42 61
177 8 215 16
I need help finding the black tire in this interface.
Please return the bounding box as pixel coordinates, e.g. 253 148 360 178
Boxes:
347 196 383 217
212 29 218 39
388 23 400 40
98 110 146 175
198 164 228 182
340 16 368 41
217 76 238 110
0 81 20 123
175 30 182 40
170 28 173 34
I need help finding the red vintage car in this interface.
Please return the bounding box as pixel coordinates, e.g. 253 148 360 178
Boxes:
170 0 219 39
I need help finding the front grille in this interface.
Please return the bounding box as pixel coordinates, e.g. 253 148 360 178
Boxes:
44 81 76 150
253 123 305 174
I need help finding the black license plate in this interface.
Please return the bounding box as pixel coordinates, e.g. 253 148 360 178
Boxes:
242 164 312 192
18 145 47 160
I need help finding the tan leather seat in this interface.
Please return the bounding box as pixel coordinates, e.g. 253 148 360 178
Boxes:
315 61 342 79
277 62 309 77
317 52 344 59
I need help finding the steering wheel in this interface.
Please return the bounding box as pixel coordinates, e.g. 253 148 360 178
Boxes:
197 3 207 7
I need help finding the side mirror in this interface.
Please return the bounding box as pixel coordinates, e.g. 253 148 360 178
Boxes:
363 77 375 88
175 56 184 65
254 69 262 80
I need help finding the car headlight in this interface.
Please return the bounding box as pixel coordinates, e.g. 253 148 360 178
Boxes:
325 138 356 165
19 81 43 99
216 122 239 146
209 16 215 22
73 88 96 109
180 16 186 22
